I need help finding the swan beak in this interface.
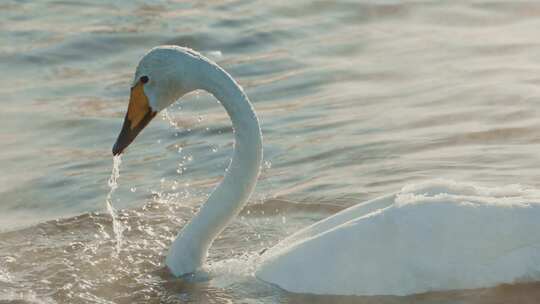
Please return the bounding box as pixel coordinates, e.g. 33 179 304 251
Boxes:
112 82 157 155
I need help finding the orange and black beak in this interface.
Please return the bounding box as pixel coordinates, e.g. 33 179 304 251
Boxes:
112 80 157 155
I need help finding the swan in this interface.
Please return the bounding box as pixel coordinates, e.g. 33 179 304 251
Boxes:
112 45 540 296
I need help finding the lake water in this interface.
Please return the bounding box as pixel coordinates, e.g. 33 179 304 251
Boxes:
2 0 540 303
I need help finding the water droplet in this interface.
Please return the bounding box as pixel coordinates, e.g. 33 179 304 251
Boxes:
106 155 125 256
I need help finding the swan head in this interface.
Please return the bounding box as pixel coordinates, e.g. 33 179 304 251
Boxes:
113 46 204 155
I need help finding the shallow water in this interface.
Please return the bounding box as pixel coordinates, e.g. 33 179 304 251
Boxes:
2 0 540 303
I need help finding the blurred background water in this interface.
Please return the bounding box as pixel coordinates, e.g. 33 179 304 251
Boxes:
2 0 540 303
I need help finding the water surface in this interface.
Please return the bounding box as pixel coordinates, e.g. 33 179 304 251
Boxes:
2 0 540 303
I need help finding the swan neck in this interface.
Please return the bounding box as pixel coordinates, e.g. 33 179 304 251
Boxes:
166 60 262 276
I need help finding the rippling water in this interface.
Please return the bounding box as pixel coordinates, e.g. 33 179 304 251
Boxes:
2 0 540 303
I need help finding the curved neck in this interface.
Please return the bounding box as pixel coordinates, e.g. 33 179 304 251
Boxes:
166 59 263 276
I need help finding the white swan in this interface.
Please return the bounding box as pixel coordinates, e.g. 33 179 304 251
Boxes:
113 45 540 296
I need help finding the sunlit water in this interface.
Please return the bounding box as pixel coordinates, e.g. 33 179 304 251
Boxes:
2 0 540 303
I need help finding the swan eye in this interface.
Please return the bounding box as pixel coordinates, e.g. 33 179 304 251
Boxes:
140 75 149 84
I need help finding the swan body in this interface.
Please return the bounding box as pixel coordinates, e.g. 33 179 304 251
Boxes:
256 180 540 295
113 46 540 296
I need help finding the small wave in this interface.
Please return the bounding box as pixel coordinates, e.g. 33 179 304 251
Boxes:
0 290 56 304
243 198 344 217
397 179 540 207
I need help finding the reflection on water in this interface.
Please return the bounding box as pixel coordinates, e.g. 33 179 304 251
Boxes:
2 0 540 303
